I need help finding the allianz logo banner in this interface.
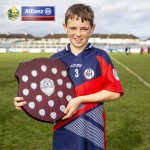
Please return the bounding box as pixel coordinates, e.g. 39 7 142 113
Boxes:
22 6 55 21
5 5 55 21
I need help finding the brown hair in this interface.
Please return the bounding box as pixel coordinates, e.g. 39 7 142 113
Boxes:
65 3 94 27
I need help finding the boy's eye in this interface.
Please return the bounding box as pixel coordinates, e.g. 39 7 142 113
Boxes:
68 27 89 31
82 28 88 31
69 27 76 30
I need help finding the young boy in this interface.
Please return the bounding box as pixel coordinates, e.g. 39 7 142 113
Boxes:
14 3 124 150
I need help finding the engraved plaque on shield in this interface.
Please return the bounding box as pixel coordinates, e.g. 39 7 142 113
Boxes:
14 58 75 123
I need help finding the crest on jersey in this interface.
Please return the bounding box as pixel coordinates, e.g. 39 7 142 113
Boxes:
84 68 94 80
113 69 119 80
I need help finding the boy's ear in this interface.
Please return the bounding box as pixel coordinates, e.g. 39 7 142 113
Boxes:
91 24 95 34
63 23 67 33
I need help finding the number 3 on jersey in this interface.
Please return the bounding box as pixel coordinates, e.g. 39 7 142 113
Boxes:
75 69 79 78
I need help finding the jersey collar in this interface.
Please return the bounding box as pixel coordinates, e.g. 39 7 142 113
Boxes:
65 43 93 52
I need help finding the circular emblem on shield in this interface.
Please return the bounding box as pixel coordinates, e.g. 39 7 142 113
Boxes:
14 58 75 123
84 68 94 80
40 78 55 96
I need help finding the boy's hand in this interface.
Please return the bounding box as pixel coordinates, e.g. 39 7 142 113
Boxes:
14 97 26 110
62 97 81 120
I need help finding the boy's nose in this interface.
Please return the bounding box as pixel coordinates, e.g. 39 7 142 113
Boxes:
76 30 81 36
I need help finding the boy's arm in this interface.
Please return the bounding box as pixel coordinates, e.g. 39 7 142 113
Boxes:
79 90 121 103
63 90 121 120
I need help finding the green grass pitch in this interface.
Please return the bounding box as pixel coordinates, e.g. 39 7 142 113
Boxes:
0 52 149 150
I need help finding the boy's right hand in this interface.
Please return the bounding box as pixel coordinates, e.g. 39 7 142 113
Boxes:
14 97 26 110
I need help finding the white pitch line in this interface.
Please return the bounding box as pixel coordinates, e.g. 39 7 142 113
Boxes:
110 55 150 88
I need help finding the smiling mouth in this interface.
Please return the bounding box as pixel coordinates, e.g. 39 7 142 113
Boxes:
74 38 82 43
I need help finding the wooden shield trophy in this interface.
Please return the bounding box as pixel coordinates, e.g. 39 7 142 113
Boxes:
14 58 75 123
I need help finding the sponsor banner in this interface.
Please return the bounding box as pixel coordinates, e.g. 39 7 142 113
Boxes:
21 6 55 21
45 48 58 53
28 48 42 53
0 48 7 53
5 5 55 21
108 48 141 53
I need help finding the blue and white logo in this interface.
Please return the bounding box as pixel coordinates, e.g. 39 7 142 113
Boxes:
84 68 94 80
21 6 55 21
44 8 52 15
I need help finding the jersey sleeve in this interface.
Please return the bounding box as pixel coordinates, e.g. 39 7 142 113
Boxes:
96 51 124 96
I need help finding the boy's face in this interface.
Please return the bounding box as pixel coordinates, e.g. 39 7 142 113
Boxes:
63 16 95 52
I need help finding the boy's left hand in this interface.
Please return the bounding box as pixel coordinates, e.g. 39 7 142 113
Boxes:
62 97 81 120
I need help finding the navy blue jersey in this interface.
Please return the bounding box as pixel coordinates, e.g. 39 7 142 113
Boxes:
50 43 124 150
